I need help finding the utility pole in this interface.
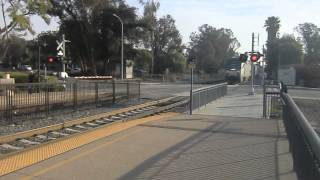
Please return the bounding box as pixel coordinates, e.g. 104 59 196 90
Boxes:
249 33 255 95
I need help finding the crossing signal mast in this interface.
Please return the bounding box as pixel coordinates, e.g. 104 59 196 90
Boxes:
238 33 264 95
56 34 71 73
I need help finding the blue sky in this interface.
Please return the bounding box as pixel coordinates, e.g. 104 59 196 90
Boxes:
29 0 320 52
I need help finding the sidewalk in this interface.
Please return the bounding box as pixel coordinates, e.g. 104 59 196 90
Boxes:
195 85 263 118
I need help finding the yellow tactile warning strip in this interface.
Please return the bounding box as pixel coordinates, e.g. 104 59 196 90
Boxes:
0 112 178 177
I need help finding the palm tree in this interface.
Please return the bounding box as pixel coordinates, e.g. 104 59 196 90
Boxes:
264 16 281 43
264 16 281 79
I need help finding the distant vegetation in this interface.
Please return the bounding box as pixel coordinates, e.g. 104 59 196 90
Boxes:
1 1 320 83
264 16 320 87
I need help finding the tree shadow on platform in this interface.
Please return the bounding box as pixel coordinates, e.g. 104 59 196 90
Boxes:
119 118 285 180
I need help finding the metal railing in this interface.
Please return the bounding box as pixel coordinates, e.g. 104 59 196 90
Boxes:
263 86 282 119
190 83 227 112
282 93 320 180
0 80 140 124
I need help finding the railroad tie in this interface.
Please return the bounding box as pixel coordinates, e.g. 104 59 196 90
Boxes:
18 139 41 146
0 144 23 150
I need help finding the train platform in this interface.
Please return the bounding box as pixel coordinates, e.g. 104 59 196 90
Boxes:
0 86 297 180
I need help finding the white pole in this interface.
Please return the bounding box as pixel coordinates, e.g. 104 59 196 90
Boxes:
121 22 124 80
113 14 124 80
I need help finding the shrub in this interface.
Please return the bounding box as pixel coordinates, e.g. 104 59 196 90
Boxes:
295 65 320 88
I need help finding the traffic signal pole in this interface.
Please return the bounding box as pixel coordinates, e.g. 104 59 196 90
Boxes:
249 33 255 95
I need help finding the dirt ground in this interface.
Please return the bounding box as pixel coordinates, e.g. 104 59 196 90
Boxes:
294 98 320 132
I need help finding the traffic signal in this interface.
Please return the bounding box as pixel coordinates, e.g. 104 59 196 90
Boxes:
48 56 55 63
239 54 248 63
250 53 262 62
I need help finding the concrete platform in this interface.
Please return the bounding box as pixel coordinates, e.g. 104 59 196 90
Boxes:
0 85 297 180
1 114 296 180
195 85 263 118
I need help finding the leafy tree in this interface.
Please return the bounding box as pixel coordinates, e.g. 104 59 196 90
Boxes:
264 16 281 79
0 0 52 36
153 15 186 73
0 0 52 62
189 24 240 74
139 0 160 74
49 0 144 75
134 49 152 72
296 23 320 64
0 34 27 67
277 34 304 66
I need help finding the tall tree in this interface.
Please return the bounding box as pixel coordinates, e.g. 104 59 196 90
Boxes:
264 16 281 78
189 24 240 74
153 15 186 73
0 0 52 63
0 34 27 66
0 0 52 36
50 0 145 75
264 16 281 42
296 23 320 64
139 0 160 74
277 34 304 66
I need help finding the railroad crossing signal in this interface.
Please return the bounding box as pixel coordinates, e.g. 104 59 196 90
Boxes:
250 52 262 62
57 50 63 57
56 35 71 72
239 52 263 63
48 56 55 63
239 54 248 63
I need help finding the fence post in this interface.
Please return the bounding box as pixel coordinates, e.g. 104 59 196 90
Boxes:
138 80 141 101
263 84 267 118
127 81 130 100
45 83 50 116
73 82 78 110
95 82 99 107
112 80 116 104
5 85 13 124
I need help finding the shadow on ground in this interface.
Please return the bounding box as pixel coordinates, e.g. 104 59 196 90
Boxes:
119 115 290 180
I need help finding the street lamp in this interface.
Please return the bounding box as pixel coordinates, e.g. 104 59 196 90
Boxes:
37 39 47 83
113 13 124 80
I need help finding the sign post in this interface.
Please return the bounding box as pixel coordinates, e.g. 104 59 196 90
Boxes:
56 35 71 73
189 61 196 115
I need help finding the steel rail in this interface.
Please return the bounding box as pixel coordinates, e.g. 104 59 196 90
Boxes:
0 96 177 145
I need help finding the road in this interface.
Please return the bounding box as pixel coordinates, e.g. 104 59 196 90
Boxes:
140 83 211 99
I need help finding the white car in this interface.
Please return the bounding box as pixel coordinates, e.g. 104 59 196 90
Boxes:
21 65 32 71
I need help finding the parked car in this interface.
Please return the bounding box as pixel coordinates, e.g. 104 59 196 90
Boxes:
70 67 82 74
21 65 33 71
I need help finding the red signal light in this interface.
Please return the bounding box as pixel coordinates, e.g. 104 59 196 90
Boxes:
250 54 260 62
48 57 54 63
239 54 248 63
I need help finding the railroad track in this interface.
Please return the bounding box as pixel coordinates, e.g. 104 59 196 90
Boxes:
0 96 188 158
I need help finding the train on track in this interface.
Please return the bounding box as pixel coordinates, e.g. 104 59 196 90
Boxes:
224 57 241 84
